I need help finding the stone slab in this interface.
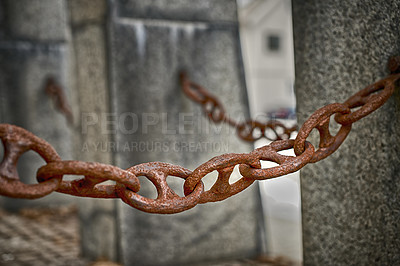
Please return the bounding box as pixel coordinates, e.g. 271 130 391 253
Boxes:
292 0 400 265
109 20 251 168
108 2 264 264
68 0 117 260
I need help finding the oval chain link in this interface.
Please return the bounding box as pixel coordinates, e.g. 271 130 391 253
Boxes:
37 161 140 198
183 153 261 203
240 139 315 179
335 75 397 125
294 103 352 163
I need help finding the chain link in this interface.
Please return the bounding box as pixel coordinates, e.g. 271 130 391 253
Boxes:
0 124 62 199
0 57 399 214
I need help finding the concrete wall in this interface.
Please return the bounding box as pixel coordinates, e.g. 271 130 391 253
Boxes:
293 0 400 265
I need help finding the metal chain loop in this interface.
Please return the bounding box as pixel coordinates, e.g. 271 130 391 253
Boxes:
0 124 62 199
116 162 204 214
236 120 295 142
202 97 225 123
37 161 140 198
184 153 261 203
237 121 266 141
239 139 315 179
45 77 74 124
335 75 397 125
1 58 399 214
294 103 352 163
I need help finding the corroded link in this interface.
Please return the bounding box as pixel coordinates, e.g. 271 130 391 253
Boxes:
239 140 315 180
335 74 400 125
294 103 352 163
180 71 298 142
202 96 225 122
237 120 295 142
237 121 266 141
37 161 140 198
180 72 211 104
116 162 204 214
180 72 226 122
0 124 62 199
266 120 294 140
183 153 261 203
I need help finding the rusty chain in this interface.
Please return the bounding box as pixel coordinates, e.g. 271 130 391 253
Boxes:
0 57 399 214
44 77 74 125
180 72 298 141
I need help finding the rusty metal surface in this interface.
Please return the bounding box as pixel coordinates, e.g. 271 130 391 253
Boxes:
37 160 140 198
0 58 399 214
45 77 74 124
117 162 204 214
294 103 352 163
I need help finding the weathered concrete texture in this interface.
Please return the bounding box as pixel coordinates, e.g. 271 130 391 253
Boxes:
108 0 263 265
293 0 400 265
6 0 68 42
68 0 117 261
77 199 117 262
69 0 111 165
115 0 238 22
69 0 107 25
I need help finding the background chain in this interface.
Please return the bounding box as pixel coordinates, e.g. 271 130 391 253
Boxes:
0 57 399 214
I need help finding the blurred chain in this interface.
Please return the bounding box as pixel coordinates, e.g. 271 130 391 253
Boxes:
0 57 399 214
180 72 297 142
45 77 74 125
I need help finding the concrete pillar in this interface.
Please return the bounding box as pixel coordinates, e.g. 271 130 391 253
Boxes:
293 1 400 265
67 0 117 261
107 0 264 264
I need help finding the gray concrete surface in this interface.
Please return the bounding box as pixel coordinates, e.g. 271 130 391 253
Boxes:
68 0 117 261
293 0 400 265
6 0 68 42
